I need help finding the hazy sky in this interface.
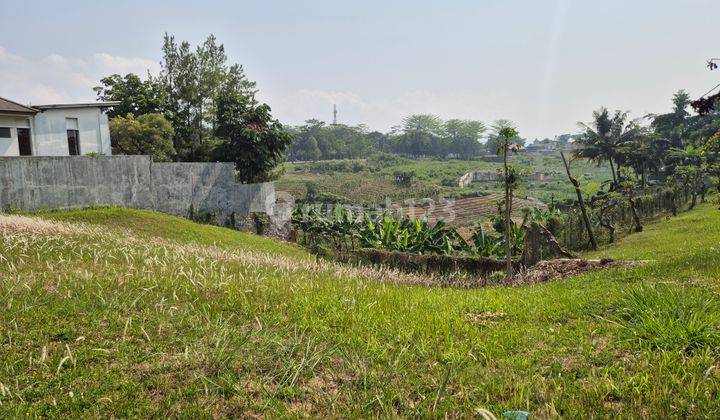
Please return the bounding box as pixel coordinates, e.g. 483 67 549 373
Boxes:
1 0 719 139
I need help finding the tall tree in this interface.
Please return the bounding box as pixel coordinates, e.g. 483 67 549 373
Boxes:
94 73 167 119
402 114 445 136
576 108 639 189
159 33 258 161
486 119 524 154
444 119 486 158
213 73 291 183
561 152 598 250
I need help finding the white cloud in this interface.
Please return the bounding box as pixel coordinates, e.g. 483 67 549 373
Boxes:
0 46 159 105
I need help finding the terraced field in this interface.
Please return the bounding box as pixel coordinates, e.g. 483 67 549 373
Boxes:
398 194 546 226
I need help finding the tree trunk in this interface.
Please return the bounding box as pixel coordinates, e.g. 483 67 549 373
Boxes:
671 189 678 216
627 189 643 232
561 152 598 250
609 158 618 190
689 191 697 210
640 162 646 189
599 201 617 243
503 147 513 281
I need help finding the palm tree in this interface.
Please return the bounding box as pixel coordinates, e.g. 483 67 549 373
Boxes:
576 108 640 189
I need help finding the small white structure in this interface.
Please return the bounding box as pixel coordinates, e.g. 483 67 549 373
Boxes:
0 96 118 157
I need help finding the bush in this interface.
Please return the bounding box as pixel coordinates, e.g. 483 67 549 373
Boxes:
613 283 720 353
545 215 563 237
441 177 457 187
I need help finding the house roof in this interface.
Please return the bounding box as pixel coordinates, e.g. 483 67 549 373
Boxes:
33 101 121 110
0 96 39 115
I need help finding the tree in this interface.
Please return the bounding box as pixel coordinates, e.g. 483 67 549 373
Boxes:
401 114 444 136
444 119 486 158
159 33 257 161
702 132 720 195
290 134 321 161
669 145 707 209
561 151 598 250
109 113 176 161
213 78 291 183
486 120 524 154
497 125 521 281
617 168 643 232
576 108 640 189
94 73 167 119
652 90 692 157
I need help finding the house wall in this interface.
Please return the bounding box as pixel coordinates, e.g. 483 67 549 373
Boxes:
0 156 275 227
0 115 32 157
32 108 112 156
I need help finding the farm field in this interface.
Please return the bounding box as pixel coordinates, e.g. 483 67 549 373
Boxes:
2 204 720 417
397 194 546 227
276 154 612 207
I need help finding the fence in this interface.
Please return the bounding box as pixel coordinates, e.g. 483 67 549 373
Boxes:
557 187 686 250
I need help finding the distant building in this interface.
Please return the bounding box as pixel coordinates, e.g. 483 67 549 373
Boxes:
0 96 118 157
523 134 582 153
524 138 558 153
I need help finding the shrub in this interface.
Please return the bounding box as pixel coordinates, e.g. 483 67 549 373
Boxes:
545 215 563 237
613 284 720 353
441 178 457 187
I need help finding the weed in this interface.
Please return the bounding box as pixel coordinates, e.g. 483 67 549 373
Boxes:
613 283 720 352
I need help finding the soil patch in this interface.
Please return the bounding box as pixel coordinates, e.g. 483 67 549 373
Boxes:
512 258 647 285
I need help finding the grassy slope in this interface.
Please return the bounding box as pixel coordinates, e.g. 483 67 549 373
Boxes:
1 204 719 417
35 207 308 259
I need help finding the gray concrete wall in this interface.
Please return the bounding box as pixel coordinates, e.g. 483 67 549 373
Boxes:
0 156 275 226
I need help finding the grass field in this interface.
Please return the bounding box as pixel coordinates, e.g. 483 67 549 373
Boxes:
2 204 720 417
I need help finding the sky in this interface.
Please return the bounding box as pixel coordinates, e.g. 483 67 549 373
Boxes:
1 0 719 139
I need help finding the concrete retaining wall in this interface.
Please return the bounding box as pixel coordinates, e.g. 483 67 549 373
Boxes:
0 156 275 227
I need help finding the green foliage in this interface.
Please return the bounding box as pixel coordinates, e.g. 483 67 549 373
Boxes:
109 113 176 161
614 284 720 353
288 115 488 161
94 73 167 119
213 80 291 183
291 205 471 256
159 33 259 161
469 224 504 257
486 120 525 154
96 33 293 176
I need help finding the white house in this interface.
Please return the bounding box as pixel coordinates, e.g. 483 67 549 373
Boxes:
0 96 118 157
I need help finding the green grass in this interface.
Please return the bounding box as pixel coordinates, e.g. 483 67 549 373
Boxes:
2 203 720 417
34 206 308 259
612 283 720 352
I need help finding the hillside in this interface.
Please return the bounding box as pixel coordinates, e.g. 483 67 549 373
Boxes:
1 205 720 417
